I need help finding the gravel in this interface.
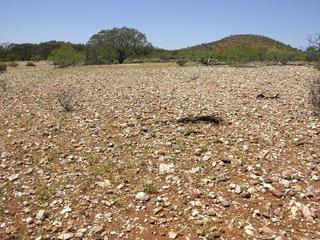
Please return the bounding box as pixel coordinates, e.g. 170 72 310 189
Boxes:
0 63 319 239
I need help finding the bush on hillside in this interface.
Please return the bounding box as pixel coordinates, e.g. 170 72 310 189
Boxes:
176 59 188 66
49 46 85 68
0 63 7 73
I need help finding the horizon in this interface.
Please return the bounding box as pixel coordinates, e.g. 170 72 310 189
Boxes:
1 0 319 50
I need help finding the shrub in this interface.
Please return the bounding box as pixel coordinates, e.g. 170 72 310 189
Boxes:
311 78 320 114
0 63 6 73
26 62 36 67
7 62 18 67
176 59 187 67
49 46 85 68
57 90 75 112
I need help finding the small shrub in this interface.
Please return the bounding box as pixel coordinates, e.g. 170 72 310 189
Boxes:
311 78 320 114
176 59 188 67
26 62 36 67
143 180 157 194
57 90 75 112
0 63 6 73
7 62 18 67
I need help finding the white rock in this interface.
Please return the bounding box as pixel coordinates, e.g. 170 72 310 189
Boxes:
159 163 175 174
25 217 33 224
191 209 199 217
60 206 72 215
190 167 201 174
312 175 319 181
135 192 150 201
8 174 19 182
36 210 46 221
194 148 203 156
301 204 313 222
244 225 255 236
57 233 74 240
168 231 178 239
96 179 111 188
202 155 211 161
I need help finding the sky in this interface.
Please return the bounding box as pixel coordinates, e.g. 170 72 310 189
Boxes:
1 0 319 50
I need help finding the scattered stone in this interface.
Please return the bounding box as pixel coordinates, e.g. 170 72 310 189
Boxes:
57 232 74 240
60 206 72 215
96 179 111 188
244 225 255 236
159 163 175 174
168 231 178 239
217 196 230 207
36 210 47 221
135 192 150 202
8 174 19 182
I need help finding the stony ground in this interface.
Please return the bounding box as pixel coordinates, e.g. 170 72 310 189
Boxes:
0 63 319 240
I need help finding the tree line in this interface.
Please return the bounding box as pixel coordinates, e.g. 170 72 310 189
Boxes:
1 27 320 67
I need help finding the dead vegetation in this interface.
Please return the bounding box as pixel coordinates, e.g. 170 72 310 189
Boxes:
311 77 320 113
177 114 222 124
57 90 75 112
0 79 7 92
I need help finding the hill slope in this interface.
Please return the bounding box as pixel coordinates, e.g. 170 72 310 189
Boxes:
187 34 297 52
163 34 304 62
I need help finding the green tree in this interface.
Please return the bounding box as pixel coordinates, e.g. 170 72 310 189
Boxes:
87 27 152 64
48 46 85 68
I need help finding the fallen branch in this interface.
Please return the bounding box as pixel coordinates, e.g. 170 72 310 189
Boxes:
256 93 279 100
177 115 222 124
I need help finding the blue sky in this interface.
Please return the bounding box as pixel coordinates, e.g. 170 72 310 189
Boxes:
1 0 319 49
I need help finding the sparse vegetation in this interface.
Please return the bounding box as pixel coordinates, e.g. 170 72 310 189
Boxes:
143 180 157 194
57 90 75 112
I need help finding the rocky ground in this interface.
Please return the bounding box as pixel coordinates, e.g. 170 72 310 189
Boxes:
0 63 319 240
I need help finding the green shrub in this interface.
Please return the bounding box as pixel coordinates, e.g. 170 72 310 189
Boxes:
30 55 43 61
176 59 188 67
0 63 7 73
26 62 36 67
8 62 18 67
49 46 85 68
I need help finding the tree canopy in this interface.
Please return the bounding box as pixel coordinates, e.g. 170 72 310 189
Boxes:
86 27 153 64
